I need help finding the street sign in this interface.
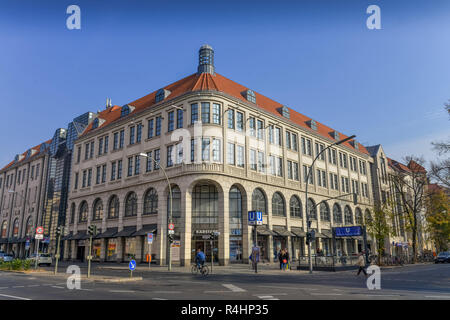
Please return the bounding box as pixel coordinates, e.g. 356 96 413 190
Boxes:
335 226 362 237
25 240 30 250
248 211 263 225
147 233 153 244
36 226 44 235
168 223 175 230
35 234 43 240
251 246 260 263
129 260 136 271
168 230 175 234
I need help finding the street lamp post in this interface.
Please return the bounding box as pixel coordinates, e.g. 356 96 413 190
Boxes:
304 135 356 274
139 153 173 271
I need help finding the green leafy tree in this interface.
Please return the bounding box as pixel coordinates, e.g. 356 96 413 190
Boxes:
366 203 392 265
426 188 450 252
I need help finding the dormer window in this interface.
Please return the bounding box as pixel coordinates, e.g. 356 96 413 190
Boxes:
353 141 359 150
307 119 317 131
120 104 135 118
243 89 256 103
155 89 171 103
277 106 290 119
331 131 340 140
92 118 99 129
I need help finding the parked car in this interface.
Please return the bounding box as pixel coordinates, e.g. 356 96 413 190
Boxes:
27 253 52 266
1 254 14 262
435 252 450 263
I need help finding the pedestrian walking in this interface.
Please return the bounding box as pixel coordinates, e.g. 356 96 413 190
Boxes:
284 248 290 270
356 251 367 277
280 249 289 271
278 249 283 270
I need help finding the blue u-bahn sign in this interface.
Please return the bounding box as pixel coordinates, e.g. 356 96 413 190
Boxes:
335 226 362 237
248 211 263 225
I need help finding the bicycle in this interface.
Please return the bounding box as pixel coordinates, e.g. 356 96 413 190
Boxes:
191 263 209 276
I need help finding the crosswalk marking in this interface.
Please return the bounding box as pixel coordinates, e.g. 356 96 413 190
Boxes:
258 295 279 300
222 284 246 292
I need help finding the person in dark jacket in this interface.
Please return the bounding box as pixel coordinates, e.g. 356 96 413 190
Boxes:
278 249 283 270
281 249 289 270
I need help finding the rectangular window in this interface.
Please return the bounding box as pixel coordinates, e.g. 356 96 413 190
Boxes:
102 164 107 183
257 120 264 140
77 146 81 163
191 103 198 123
117 160 122 179
74 172 79 189
168 111 174 132
96 166 101 184
315 143 325 161
287 160 293 179
104 136 109 153
303 165 313 184
135 155 140 174
269 155 276 175
236 145 244 167
176 143 183 164
275 127 281 145
293 162 299 181
82 170 87 188
317 169 326 187
111 162 116 181
249 117 256 136
328 149 337 165
98 138 103 156
302 137 312 156
129 126 135 145
90 141 94 158
36 164 40 178
148 119 154 139
212 139 221 162
250 149 257 170
85 143 89 160
146 151 152 172
201 102 210 123
212 103 221 124
113 132 119 150
136 124 142 143
286 132 291 149
128 157 133 177
236 112 244 131
154 149 160 169
167 145 174 167
292 133 298 151
119 130 125 148
268 125 274 144
228 109 235 129
155 117 162 136
191 139 195 163
259 152 266 173
87 168 92 187
341 177 349 193
202 138 210 161
227 143 235 165
177 109 183 128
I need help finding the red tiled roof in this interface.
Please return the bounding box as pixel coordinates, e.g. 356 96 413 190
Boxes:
0 139 52 172
387 157 411 172
408 160 427 173
82 72 367 155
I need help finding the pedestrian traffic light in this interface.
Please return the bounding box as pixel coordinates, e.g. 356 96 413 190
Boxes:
168 234 174 243
88 225 97 236
306 232 311 244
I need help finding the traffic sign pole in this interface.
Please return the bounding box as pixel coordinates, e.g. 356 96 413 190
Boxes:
54 231 62 275
34 238 39 270
87 235 92 278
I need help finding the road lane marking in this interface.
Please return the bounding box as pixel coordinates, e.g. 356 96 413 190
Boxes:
257 295 279 300
51 286 65 289
152 298 168 300
153 291 182 294
27 285 40 287
109 290 135 293
222 284 246 292
12 286 25 288
253 293 287 296
0 293 31 300
204 290 235 293
0 287 8 290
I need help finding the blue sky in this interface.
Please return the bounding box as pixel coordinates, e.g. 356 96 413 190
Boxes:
0 0 449 168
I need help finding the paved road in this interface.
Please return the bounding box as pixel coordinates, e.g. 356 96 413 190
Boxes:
0 263 448 300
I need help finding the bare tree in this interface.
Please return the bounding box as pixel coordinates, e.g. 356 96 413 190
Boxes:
430 100 450 187
389 156 427 263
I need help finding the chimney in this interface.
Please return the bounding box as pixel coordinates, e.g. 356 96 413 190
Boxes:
197 44 215 75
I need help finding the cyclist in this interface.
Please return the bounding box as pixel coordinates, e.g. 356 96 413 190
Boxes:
195 248 206 270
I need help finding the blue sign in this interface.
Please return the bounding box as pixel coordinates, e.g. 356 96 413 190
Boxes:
248 211 263 225
147 233 153 244
335 226 362 237
129 260 136 271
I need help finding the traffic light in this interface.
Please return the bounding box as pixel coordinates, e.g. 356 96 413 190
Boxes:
168 234 174 243
306 232 311 244
56 226 64 236
88 225 97 236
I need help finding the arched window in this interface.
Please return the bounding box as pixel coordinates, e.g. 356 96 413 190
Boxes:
252 188 266 214
13 219 19 237
70 203 75 224
229 186 243 236
344 206 353 225
355 208 363 225
93 199 103 221
1 221 7 238
79 201 88 222
144 188 158 215
307 198 317 220
272 192 285 216
25 217 33 236
290 196 302 218
108 195 120 219
125 192 137 217
320 202 330 221
333 203 342 224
